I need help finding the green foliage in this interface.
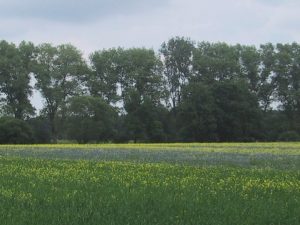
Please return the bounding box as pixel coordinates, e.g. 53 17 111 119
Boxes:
120 48 164 104
178 81 262 141
66 96 117 143
278 131 300 141
124 94 168 142
192 42 241 82
0 40 35 119
33 43 88 141
88 48 122 104
27 116 52 143
213 81 262 141
273 43 300 131
160 37 195 108
0 117 33 144
114 48 167 142
1 38 300 142
178 82 217 141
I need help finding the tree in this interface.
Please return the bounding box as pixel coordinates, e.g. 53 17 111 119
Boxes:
160 37 194 109
0 40 35 119
0 117 34 144
124 93 168 142
193 42 240 82
213 81 262 141
260 110 289 141
119 48 166 142
239 44 276 111
33 43 87 141
66 96 117 143
88 48 121 104
258 43 276 111
120 48 164 103
178 82 217 141
273 43 300 132
239 45 261 93
27 116 52 143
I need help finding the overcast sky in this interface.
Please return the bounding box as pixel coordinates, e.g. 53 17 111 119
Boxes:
1 0 299 110
1 0 300 53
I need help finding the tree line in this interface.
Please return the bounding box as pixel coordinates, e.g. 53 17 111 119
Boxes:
0 37 299 143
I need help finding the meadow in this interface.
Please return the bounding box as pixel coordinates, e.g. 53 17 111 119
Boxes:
0 143 300 225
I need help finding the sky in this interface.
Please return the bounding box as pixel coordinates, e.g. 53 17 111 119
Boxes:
1 0 299 110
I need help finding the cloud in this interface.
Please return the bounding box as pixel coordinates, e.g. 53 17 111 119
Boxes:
2 0 300 55
256 0 295 6
0 0 169 23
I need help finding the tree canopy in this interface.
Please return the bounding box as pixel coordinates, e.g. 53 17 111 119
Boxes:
0 38 299 143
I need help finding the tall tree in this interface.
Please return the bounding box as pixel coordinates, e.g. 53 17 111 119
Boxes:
193 42 241 82
178 82 217 141
239 45 261 92
213 81 262 141
273 43 300 131
119 48 164 103
119 48 166 142
160 37 194 109
66 96 117 143
88 48 121 104
33 43 87 141
0 40 35 119
239 44 276 111
258 43 276 111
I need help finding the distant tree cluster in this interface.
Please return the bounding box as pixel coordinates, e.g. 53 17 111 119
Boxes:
0 38 300 143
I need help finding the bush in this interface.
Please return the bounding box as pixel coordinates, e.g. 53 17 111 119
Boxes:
66 96 117 143
278 131 300 141
0 117 34 144
27 116 52 143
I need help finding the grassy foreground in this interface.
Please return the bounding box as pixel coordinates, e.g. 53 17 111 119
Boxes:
0 143 300 225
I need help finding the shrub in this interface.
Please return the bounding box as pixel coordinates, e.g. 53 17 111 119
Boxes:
278 131 300 141
0 117 34 144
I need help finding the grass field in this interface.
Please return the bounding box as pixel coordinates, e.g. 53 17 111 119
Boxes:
0 143 300 225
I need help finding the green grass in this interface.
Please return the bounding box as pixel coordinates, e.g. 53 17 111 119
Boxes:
0 143 300 224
